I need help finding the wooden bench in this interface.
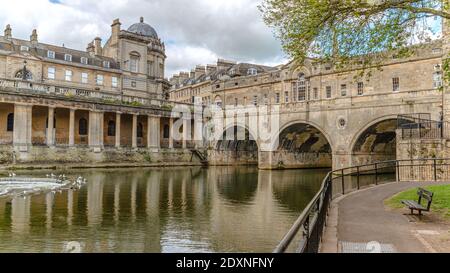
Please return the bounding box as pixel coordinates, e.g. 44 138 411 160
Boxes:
401 188 434 216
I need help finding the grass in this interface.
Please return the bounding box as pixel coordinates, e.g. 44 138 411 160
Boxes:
385 185 450 219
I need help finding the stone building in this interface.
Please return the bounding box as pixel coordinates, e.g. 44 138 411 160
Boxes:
0 18 198 167
169 40 446 169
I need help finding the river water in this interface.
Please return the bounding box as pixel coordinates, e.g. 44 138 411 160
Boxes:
0 166 329 253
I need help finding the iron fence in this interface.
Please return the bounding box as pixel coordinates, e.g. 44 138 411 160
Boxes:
274 158 450 253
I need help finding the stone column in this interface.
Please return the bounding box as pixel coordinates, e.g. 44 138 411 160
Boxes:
169 118 174 149
182 118 188 149
115 112 121 148
132 114 138 149
47 106 55 146
88 110 104 152
69 108 75 147
13 103 32 152
147 116 160 150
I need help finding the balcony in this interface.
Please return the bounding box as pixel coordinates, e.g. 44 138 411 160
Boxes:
0 78 180 109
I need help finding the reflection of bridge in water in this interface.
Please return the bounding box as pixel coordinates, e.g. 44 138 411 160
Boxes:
0 167 328 253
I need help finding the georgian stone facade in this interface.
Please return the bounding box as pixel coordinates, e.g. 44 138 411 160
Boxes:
0 18 200 168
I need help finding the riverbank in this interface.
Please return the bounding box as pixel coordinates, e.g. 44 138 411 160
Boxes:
321 181 450 253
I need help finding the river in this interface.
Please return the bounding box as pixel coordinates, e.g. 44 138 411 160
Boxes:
0 166 329 253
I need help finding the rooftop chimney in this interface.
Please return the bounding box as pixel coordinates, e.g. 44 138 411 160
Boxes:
30 29 38 45
206 64 216 75
195 65 206 79
87 42 95 57
111 18 121 46
4 24 11 40
217 59 236 70
94 37 102 56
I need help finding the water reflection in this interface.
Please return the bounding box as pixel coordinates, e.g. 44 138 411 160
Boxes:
0 167 328 253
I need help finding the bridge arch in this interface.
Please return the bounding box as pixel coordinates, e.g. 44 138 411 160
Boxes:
260 120 333 169
209 124 259 166
350 115 409 166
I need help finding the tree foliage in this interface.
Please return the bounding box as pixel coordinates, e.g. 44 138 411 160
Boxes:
260 0 450 73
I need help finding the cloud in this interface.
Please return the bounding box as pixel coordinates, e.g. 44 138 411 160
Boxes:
0 0 286 77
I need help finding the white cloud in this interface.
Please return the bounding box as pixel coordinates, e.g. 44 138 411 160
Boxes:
0 0 286 77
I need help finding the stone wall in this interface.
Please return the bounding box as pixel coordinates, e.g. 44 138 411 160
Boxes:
258 151 331 170
0 145 201 169
207 150 258 166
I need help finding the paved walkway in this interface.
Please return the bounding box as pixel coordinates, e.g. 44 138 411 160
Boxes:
321 181 450 253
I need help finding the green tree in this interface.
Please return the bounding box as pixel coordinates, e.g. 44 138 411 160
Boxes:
260 0 449 76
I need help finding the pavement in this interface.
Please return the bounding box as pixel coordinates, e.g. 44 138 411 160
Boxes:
321 181 450 253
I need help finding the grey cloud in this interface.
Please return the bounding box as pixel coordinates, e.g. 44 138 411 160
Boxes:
1 0 285 76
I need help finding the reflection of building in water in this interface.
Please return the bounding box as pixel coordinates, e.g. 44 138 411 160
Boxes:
11 197 31 235
87 173 105 227
0 168 319 252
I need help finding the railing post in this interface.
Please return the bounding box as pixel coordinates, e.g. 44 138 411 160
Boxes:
434 159 437 181
356 166 360 190
374 163 378 185
341 169 345 195
396 161 400 182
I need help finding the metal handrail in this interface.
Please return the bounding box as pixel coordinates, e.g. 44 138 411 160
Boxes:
274 158 450 253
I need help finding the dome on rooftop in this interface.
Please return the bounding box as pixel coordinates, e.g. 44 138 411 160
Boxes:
127 17 158 38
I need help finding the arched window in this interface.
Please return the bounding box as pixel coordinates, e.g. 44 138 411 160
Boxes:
15 69 32 80
163 124 170 139
107 120 116 136
297 73 306 101
137 123 143 138
6 113 14 132
79 118 88 136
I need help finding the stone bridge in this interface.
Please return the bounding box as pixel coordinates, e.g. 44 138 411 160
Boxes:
209 88 442 170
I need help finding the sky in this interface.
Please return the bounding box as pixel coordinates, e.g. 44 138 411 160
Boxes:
0 0 287 77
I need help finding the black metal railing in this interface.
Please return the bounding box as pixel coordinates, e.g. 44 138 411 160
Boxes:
274 158 450 253
398 114 449 139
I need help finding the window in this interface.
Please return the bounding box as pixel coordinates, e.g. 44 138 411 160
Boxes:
313 88 318 100
163 124 170 139
297 74 306 101
433 72 443 88
392 77 400 92
341 84 347 97
20 45 29 51
147 61 154 75
325 64 332 71
112 76 118 88
78 118 88 135
81 57 88 65
285 91 289 103
65 70 72 81
275 93 280 104
64 54 72 62
81 72 88 84
357 82 364 95
247 68 257 76
6 113 13 132
253 95 258 106
264 94 268 105
15 69 32 80
234 98 238 106
131 81 136 88
107 121 116 136
47 67 55 80
137 123 143 138
47 50 55 59
96 74 104 85
130 56 139 73
103 61 110 68
326 86 332 98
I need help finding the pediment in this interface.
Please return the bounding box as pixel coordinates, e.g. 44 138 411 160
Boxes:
7 51 41 61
